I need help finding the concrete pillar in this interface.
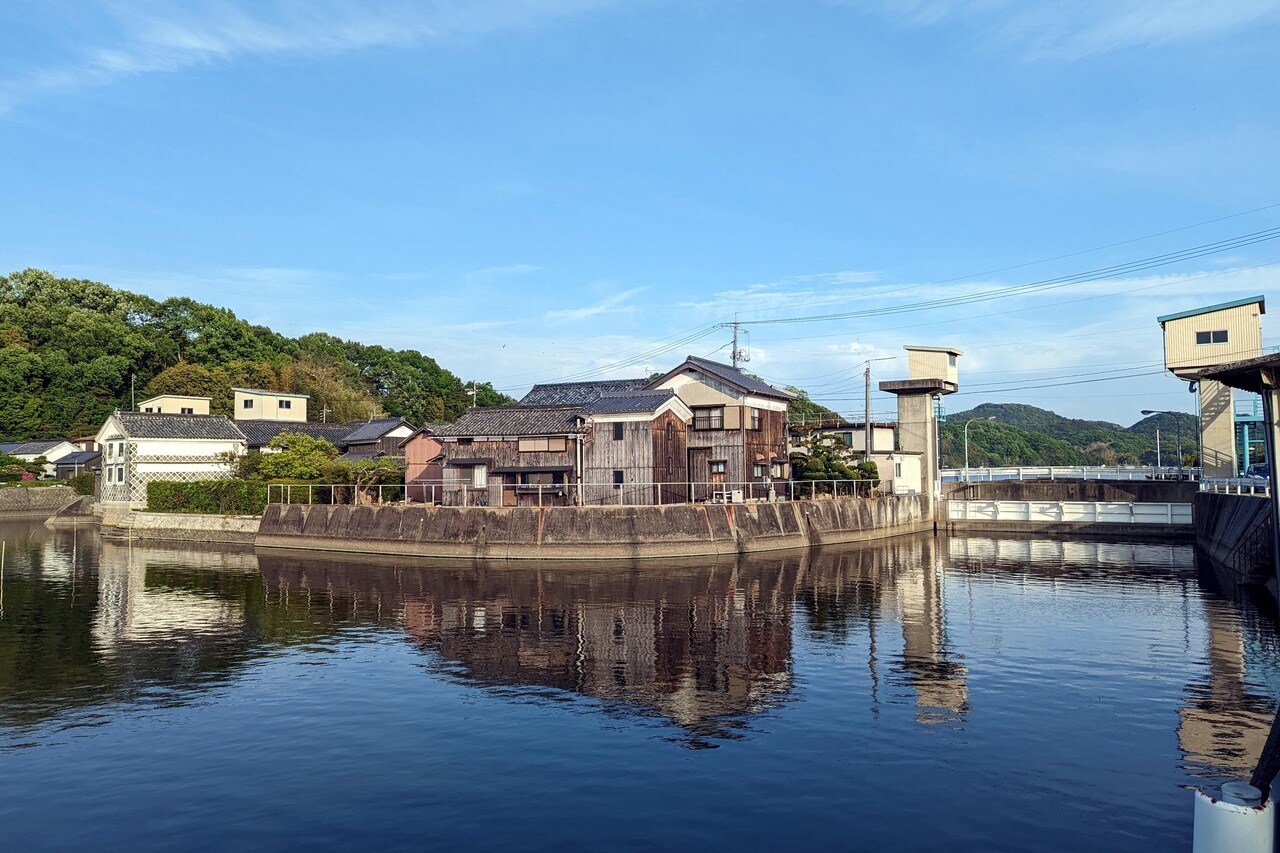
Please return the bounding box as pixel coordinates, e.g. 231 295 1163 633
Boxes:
1200 379 1236 478
895 393 937 496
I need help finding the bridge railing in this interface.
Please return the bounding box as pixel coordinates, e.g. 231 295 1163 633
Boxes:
1200 478 1270 496
942 466 1199 483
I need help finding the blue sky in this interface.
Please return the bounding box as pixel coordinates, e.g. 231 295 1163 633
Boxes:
3 0 1279 424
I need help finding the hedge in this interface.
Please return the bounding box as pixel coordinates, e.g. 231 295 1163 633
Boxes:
68 472 95 496
147 480 269 515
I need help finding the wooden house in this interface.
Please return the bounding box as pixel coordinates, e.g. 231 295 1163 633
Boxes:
649 356 794 500
401 423 447 503
435 407 585 507
578 389 691 505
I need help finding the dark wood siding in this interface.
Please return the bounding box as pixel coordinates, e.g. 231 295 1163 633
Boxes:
651 409 688 504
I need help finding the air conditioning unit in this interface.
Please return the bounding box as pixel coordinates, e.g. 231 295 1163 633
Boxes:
730 489 744 504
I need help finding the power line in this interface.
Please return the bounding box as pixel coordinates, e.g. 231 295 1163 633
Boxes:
746 227 1280 326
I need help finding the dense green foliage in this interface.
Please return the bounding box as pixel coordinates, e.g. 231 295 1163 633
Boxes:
68 472 95 495
0 269 513 440
256 433 340 481
941 403 1201 467
790 432 881 494
786 386 842 425
147 480 269 515
0 452 44 482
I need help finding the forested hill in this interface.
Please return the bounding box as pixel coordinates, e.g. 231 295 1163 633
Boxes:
0 269 512 440
939 402 1200 467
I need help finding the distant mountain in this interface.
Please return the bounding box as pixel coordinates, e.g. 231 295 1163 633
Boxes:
939 403 1199 467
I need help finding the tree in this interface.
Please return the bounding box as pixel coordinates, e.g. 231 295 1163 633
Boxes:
786 386 841 427
256 433 339 481
788 431 879 495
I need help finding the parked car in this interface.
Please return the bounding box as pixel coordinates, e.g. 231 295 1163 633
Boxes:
1245 463 1270 481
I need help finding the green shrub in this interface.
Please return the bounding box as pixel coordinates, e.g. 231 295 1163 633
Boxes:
147 479 269 515
68 472 95 495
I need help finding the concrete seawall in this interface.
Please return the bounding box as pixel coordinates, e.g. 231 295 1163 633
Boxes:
255 494 932 560
1193 491 1273 585
0 485 81 519
100 509 260 545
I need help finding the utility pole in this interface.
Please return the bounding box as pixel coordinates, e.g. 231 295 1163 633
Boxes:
322 403 331 424
130 374 135 410
721 320 750 368
467 382 478 408
1156 427 1161 469
865 365 872 458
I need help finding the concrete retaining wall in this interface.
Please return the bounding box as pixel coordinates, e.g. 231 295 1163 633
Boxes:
1194 491 1273 584
255 494 932 560
0 485 81 518
101 510 260 545
946 479 1198 503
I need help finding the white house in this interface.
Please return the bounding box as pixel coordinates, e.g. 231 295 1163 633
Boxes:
0 439 81 477
95 411 247 508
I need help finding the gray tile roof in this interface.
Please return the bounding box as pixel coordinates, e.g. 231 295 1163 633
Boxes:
343 417 411 444
519 378 649 407
337 450 404 463
0 439 67 456
237 419 358 449
435 407 585 437
663 356 796 400
115 411 247 441
581 389 676 414
55 450 101 466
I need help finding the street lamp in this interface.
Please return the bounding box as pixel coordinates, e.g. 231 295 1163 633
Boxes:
1142 410 1185 479
963 416 996 478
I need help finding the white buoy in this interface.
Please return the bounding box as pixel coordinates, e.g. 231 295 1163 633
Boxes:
1192 781 1274 852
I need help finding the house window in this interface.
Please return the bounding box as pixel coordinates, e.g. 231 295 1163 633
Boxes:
613 470 624 489
143 407 153 413
948 354 957 366
105 467 112 483
107 443 113 460
895 462 903 477
693 407 724 430
1196 330 1229 345
116 466 124 482
752 464 765 477
457 437 473 445
749 408 762 430
180 407 194 415
243 399 254 409
612 422 624 441
472 464 488 488
709 460 726 475
519 437 569 452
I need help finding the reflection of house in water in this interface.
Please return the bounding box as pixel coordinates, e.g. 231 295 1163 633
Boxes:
94 541 251 655
262 554 800 737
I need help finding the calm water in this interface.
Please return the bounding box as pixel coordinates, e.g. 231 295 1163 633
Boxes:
0 521 1277 851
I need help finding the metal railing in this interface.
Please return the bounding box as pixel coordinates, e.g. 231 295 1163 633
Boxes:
949 499 1193 525
942 465 1200 483
1200 478 1271 496
266 479 883 508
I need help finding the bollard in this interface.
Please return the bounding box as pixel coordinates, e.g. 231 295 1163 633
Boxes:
1192 781 1273 852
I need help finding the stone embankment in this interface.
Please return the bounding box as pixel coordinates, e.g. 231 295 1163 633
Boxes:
0 485 81 519
99 508 260 545
255 494 931 560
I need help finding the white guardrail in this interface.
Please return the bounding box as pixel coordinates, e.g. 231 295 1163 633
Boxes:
950 500 1193 525
942 466 1200 482
1199 478 1270 496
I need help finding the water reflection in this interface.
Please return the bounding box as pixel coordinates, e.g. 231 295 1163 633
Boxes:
0 521 1276 769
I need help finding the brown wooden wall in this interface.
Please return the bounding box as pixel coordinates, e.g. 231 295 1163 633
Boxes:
651 409 689 504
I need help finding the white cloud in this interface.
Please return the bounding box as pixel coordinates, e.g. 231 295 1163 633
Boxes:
544 285 649 322
0 0 616 112
874 0 1280 58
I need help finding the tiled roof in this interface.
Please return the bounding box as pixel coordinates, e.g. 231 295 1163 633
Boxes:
343 417 411 444
0 439 68 456
114 411 247 441
434 407 584 437
519 378 649 407
337 450 404 463
581 389 676 414
55 450 101 466
236 419 358 449
663 356 796 400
